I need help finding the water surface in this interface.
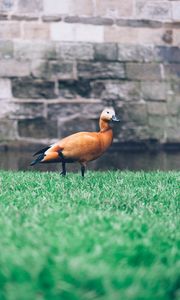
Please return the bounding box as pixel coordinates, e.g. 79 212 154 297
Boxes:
0 150 180 172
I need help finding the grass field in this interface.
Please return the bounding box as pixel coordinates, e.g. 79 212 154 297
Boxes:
0 170 179 300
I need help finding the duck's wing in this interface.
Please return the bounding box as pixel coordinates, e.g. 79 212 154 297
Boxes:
31 143 63 165
40 143 64 163
57 132 102 162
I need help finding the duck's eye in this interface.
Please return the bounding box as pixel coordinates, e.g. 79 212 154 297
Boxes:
107 111 109 114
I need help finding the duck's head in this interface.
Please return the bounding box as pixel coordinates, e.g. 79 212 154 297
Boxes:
99 108 120 131
100 108 120 123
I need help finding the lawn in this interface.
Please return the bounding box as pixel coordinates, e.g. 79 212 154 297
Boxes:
0 170 179 300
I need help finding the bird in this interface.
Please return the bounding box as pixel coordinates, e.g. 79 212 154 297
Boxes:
30 108 120 177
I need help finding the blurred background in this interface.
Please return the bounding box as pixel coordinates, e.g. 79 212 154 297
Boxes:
0 0 180 171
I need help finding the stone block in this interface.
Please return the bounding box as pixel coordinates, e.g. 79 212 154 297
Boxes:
115 107 151 140
133 126 151 141
172 1 180 20
64 16 113 26
148 115 166 129
46 61 75 80
89 81 106 98
0 60 30 77
137 28 167 45
11 14 39 21
147 102 168 115
18 118 57 138
115 19 162 28
0 22 20 39
0 100 16 118
167 97 180 116
13 102 45 119
0 119 17 140
105 26 138 44
95 0 133 17
105 26 165 45
165 126 180 143
43 0 71 14
164 64 180 79
122 103 148 126
141 81 169 101
50 22 75 42
166 116 178 128
77 62 125 79
94 43 118 61
165 119 178 137
0 0 14 11
0 14 8 20
116 124 150 142
118 45 156 62
169 85 180 115
91 80 140 101
22 22 50 40
71 0 93 16
171 81 180 94
12 77 56 99
56 42 94 61
47 103 103 121
135 0 171 20
58 117 97 138
59 79 91 98
31 60 75 80
0 40 13 59
0 78 11 98
17 0 43 13
156 46 180 63
74 24 104 43
174 29 180 46
126 63 162 80
50 22 104 43
148 116 165 140
42 15 62 22
14 41 57 60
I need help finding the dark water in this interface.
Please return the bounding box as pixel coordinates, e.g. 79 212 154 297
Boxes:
0 150 180 172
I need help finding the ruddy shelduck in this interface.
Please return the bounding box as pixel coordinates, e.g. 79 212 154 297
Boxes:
31 108 120 176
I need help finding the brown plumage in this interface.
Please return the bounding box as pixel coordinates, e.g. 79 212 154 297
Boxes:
31 108 119 176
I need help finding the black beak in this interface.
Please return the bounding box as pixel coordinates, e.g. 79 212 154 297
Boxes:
112 115 120 122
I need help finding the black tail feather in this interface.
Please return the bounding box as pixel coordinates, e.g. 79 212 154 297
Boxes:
30 153 45 166
33 146 50 157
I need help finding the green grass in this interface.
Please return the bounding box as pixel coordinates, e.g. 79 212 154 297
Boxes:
0 170 179 300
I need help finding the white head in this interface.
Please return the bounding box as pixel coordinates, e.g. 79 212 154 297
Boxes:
100 108 120 123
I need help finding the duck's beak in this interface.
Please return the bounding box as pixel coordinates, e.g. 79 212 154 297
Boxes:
112 115 120 122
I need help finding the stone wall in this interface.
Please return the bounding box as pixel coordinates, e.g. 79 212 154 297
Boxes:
0 0 180 150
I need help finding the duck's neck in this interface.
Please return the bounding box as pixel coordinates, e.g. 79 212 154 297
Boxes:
99 119 111 133
99 119 113 150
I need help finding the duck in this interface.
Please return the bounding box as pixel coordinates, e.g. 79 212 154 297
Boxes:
30 108 119 176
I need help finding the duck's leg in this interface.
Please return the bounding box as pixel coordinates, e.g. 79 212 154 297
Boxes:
60 161 66 176
80 162 86 177
59 151 66 176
